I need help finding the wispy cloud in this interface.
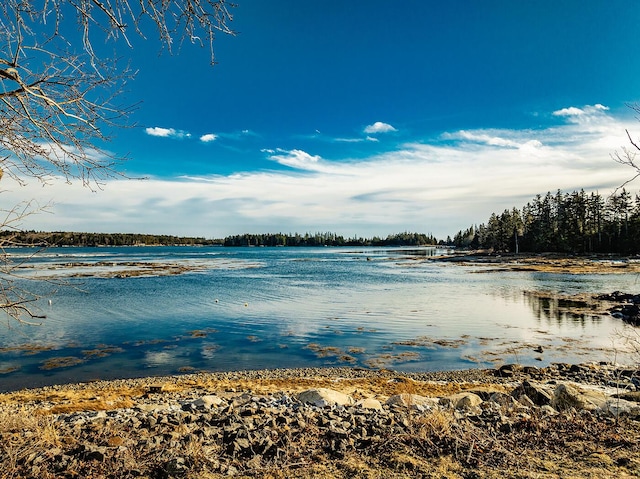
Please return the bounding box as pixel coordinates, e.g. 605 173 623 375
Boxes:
442 130 542 149
145 127 191 139
364 121 397 134
146 128 255 142
215 130 261 141
6 105 637 239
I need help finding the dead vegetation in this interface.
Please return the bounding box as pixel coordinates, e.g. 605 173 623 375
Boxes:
1 397 638 478
1 365 640 478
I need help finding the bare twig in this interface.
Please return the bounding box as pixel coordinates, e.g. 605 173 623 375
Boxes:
0 1 235 324
0 0 235 187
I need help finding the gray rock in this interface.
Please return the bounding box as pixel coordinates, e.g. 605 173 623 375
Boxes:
612 391 640 403
443 392 483 411
598 398 640 418
551 383 607 412
355 397 384 410
297 388 354 407
185 395 224 410
496 363 521 378
515 394 535 409
386 393 439 410
607 380 637 392
540 405 559 416
488 391 519 410
512 381 552 406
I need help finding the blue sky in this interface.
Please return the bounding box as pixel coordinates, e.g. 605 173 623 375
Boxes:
8 0 640 239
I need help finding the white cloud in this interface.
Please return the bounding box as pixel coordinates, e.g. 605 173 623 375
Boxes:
200 133 218 143
5 105 636 240
552 106 585 117
553 104 609 117
364 121 397 134
552 104 612 126
446 130 522 148
145 127 191 139
443 130 547 151
268 149 324 171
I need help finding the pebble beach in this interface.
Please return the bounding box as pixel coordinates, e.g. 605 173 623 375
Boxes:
2 362 640 478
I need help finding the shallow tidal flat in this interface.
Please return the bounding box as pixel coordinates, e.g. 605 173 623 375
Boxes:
435 251 640 274
1 246 639 392
16 257 263 279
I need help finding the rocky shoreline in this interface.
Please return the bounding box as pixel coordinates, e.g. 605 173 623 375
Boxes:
2 363 640 478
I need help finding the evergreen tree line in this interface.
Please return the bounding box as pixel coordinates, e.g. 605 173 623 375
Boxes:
453 189 640 254
0 230 439 248
222 231 438 247
0 231 221 247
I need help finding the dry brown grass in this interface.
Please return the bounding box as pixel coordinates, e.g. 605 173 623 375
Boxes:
1 402 639 478
1 371 639 478
0 375 507 417
0 385 144 415
0 408 63 478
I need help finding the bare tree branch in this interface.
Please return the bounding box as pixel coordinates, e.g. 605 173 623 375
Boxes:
611 105 640 195
0 200 54 325
0 0 235 187
0 0 235 325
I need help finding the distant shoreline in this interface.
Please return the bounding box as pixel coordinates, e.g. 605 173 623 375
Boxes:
0 230 440 248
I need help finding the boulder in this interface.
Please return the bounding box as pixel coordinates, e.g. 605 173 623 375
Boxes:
511 381 552 406
599 398 640 418
386 393 439 410
192 395 225 409
496 364 521 378
442 392 483 411
355 398 384 410
488 391 519 409
297 388 354 407
551 383 607 412
613 391 640 403
516 394 536 409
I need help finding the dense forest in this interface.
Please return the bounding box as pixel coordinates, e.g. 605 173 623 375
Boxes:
222 231 438 247
452 189 640 254
0 231 221 247
9 187 640 254
0 231 438 248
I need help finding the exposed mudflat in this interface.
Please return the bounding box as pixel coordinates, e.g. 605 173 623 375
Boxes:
432 251 640 274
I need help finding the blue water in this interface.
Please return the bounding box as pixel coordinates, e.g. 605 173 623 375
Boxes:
0 246 638 391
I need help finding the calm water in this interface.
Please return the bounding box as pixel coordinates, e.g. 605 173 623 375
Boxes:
0 246 638 391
